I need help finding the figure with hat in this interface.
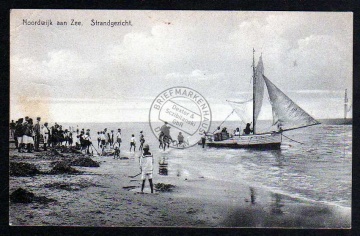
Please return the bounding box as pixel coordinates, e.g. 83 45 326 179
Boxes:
139 144 154 193
34 117 41 151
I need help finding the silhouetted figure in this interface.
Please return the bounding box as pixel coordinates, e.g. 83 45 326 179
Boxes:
243 123 253 135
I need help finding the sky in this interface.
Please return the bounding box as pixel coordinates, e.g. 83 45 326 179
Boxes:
10 10 353 123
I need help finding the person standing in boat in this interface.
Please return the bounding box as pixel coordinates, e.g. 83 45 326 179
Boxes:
213 126 222 141
234 127 241 136
243 123 253 135
139 144 154 194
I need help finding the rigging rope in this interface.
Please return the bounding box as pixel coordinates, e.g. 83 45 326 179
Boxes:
213 109 235 133
226 99 253 104
281 133 305 145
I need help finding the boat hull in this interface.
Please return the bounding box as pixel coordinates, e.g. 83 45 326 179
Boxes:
204 133 282 150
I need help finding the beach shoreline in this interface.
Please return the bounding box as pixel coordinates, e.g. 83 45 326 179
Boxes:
9 144 350 228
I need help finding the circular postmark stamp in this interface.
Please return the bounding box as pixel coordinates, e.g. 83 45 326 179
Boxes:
149 86 212 149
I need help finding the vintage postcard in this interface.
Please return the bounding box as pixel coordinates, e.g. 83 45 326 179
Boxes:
9 9 352 228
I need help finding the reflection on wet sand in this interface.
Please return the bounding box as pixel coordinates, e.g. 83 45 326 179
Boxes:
272 150 286 169
270 193 284 215
159 157 168 176
250 187 256 204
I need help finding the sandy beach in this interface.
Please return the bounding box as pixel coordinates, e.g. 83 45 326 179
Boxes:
9 143 350 228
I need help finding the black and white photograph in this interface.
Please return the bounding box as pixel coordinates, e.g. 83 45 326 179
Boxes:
9 9 352 228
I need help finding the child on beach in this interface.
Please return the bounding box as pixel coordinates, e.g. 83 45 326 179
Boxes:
139 144 154 193
113 141 120 159
130 134 136 152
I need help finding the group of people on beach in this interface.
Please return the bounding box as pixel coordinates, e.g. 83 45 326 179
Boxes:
10 117 41 153
10 116 155 193
10 116 96 153
9 117 253 194
9 117 150 157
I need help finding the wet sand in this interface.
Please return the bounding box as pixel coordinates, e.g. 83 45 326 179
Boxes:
9 145 350 228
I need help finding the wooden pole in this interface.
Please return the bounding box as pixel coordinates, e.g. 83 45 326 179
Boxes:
252 48 256 134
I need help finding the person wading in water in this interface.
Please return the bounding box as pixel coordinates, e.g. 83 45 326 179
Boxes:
130 134 136 152
139 131 145 151
160 122 172 150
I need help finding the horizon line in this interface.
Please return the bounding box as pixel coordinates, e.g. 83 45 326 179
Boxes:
10 117 351 124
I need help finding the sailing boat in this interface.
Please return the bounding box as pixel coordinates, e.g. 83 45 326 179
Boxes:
205 49 320 149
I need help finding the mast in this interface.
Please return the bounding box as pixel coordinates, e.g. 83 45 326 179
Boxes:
344 89 348 122
252 48 256 134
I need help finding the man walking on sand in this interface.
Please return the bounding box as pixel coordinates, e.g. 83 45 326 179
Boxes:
139 144 154 193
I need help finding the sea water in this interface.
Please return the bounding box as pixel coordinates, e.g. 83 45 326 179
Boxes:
61 121 352 209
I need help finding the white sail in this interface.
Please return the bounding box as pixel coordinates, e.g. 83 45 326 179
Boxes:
253 56 265 123
263 75 320 131
227 99 252 125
